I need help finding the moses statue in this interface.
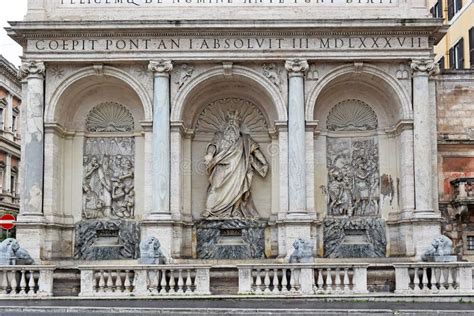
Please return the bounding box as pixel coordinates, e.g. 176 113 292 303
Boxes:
202 111 269 219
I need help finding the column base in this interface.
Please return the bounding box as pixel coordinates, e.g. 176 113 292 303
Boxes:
141 220 176 260
144 212 173 222
277 214 316 259
17 213 46 224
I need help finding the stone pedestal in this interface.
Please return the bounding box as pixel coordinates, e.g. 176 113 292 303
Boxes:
323 217 387 258
196 219 265 259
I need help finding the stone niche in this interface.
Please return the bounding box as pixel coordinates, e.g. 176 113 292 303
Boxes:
322 100 387 258
74 102 140 260
196 220 265 260
74 219 140 260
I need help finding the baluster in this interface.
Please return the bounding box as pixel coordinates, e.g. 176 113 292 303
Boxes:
160 269 167 294
97 270 105 293
325 268 333 293
264 269 271 294
434 267 441 291
289 268 296 293
106 270 113 293
439 268 446 292
27 270 36 296
10 270 17 295
177 270 184 294
1 270 8 294
413 268 420 292
421 268 428 291
447 268 455 292
281 269 288 293
255 269 262 294
343 268 350 293
124 270 131 293
150 270 159 295
334 268 341 293
185 270 193 294
115 270 123 294
19 270 27 295
316 269 324 293
169 270 176 294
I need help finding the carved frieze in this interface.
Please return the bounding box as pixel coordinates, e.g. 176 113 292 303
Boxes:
83 137 135 219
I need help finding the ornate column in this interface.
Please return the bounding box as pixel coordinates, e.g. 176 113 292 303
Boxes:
410 59 438 216
410 58 441 258
148 60 173 220
285 59 309 216
17 61 45 220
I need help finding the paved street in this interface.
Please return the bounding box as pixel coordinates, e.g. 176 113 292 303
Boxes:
0 299 473 315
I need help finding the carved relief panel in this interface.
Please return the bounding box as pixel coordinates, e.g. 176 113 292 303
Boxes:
325 99 380 217
82 102 135 220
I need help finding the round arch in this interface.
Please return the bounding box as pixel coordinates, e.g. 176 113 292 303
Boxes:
305 64 412 123
46 65 153 123
171 65 287 125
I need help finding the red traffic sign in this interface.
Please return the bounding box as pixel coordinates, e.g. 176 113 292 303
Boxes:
0 214 15 230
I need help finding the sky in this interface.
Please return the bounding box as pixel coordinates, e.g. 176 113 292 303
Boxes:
0 0 28 67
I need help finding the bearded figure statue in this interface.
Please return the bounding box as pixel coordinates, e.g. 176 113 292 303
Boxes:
202 111 269 220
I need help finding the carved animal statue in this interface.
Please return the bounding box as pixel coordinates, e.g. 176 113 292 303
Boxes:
139 237 167 265
0 238 34 265
289 238 314 263
422 235 453 261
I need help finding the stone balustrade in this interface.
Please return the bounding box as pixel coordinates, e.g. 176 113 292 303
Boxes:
79 265 211 297
394 262 474 294
237 264 369 295
451 178 474 201
0 266 55 297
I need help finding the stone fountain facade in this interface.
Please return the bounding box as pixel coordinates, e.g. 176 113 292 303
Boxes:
7 0 445 265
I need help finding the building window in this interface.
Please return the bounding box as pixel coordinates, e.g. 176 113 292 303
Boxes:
10 175 16 195
0 108 3 131
447 0 462 20
11 114 17 134
449 38 464 70
470 27 474 69
430 0 443 18
467 236 474 251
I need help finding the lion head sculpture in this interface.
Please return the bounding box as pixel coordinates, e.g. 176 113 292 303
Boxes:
138 237 167 264
0 238 34 265
422 235 453 261
289 238 314 263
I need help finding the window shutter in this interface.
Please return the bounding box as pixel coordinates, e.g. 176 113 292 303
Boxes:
437 0 443 18
430 6 434 16
449 46 455 69
458 38 464 69
470 28 474 68
455 0 462 14
448 0 454 20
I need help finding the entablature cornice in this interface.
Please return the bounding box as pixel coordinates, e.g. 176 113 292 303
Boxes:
7 18 446 41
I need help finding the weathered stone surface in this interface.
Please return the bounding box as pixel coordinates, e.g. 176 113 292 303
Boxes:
289 238 314 263
196 219 265 259
74 220 140 260
139 236 167 264
323 217 386 258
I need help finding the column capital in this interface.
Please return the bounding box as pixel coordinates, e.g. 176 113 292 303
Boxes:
18 61 45 80
410 59 439 77
285 59 309 77
148 60 173 76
